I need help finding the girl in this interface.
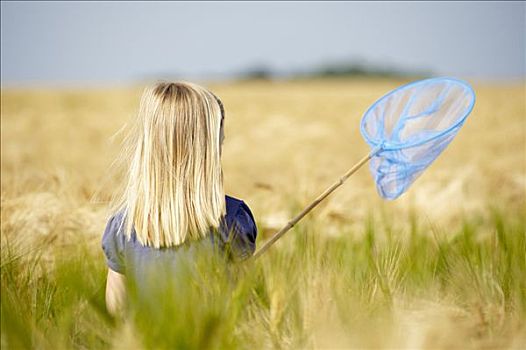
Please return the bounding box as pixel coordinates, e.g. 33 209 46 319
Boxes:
101 82 257 315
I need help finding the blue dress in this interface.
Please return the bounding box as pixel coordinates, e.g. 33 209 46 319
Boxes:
101 195 257 281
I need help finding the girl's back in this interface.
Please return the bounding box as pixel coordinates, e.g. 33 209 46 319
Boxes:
102 195 257 283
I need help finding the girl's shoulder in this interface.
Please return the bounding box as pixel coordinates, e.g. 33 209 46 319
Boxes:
225 195 255 221
224 195 257 235
219 195 258 260
101 210 128 274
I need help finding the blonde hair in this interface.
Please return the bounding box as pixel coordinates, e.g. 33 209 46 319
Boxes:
114 81 226 248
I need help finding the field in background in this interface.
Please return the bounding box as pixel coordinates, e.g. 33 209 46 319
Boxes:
1 79 525 348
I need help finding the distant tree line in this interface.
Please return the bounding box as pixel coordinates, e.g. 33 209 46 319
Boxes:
238 61 431 80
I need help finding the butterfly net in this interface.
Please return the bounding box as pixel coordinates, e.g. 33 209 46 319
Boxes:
360 78 475 200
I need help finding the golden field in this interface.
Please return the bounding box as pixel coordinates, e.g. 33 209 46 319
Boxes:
1 79 525 349
2 79 524 243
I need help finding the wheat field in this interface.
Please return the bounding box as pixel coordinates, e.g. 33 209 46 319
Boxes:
1 78 525 349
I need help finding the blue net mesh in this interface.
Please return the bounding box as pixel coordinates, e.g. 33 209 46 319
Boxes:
360 77 475 200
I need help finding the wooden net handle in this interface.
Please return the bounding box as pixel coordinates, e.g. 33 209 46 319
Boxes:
252 149 377 259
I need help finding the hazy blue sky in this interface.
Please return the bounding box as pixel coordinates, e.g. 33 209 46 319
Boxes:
1 1 524 86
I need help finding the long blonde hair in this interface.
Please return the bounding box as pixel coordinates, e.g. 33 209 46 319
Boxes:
115 81 226 248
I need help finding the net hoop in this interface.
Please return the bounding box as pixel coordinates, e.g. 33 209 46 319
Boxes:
360 77 476 151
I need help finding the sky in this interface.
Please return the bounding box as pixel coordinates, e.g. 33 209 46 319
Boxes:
1 1 525 86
